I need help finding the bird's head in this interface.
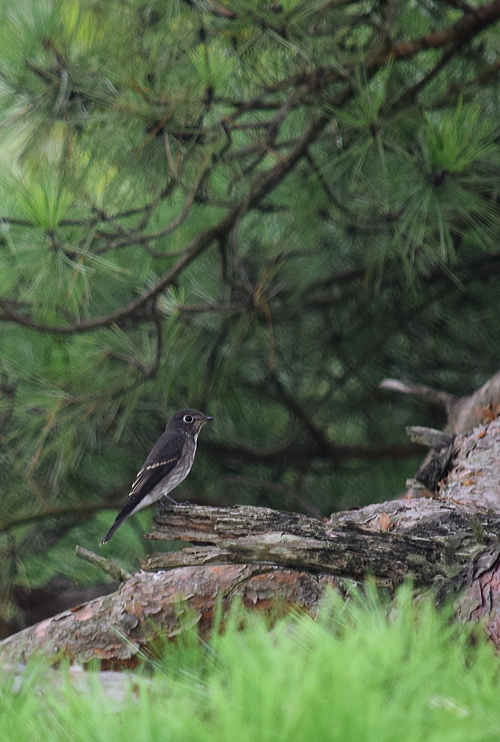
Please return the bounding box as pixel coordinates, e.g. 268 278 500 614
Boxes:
168 409 214 437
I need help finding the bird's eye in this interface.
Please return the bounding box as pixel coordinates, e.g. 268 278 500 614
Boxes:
183 414 194 423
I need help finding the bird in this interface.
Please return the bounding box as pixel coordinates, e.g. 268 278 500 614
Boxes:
100 409 213 545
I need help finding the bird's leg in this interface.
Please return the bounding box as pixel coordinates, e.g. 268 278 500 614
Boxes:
160 493 179 505
159 494 190 506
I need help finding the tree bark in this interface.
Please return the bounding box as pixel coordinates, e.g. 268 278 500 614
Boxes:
0 567 340 666
144 504 451 587
2 374 500 664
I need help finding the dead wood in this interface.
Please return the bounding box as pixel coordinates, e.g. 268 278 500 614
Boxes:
75 546 132 582
143 504 450 587
380 370 500 435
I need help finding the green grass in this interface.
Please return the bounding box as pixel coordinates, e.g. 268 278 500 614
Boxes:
2 585 500 742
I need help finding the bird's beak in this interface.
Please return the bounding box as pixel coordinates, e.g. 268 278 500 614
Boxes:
205 416 214 422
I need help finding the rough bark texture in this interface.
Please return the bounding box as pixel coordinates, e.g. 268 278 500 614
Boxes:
2 373 500 664
0 567 339 665
144 505 452 587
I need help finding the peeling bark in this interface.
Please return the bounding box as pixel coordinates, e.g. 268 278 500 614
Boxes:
144 505 451 587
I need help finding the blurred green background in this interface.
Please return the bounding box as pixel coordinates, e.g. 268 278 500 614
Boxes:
1 0 500 633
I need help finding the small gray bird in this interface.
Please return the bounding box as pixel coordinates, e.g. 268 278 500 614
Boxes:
100 409 213 545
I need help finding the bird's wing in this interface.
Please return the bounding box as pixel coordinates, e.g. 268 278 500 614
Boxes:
118 434 185 517
128 455 181 498
100 431 185 545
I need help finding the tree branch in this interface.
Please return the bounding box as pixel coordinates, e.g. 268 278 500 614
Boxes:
2 0 500 337
75 546 132 582
379 379 455 411
0 503 119 534
144 504 449 588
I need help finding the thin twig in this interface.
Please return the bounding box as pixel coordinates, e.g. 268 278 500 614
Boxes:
380 379 455 411
76 545 132 581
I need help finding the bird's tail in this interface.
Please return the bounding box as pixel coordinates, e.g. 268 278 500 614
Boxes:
100 514 130 546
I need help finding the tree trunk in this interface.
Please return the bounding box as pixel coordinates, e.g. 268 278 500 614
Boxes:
2 374 500 664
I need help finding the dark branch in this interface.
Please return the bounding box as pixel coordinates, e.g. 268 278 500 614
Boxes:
144 503 451 588
2 1 500 336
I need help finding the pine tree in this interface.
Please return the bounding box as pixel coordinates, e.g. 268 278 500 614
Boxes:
1 0 500 625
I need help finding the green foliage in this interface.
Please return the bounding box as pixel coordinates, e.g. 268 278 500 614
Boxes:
1 0 500 610
3 587 500 741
